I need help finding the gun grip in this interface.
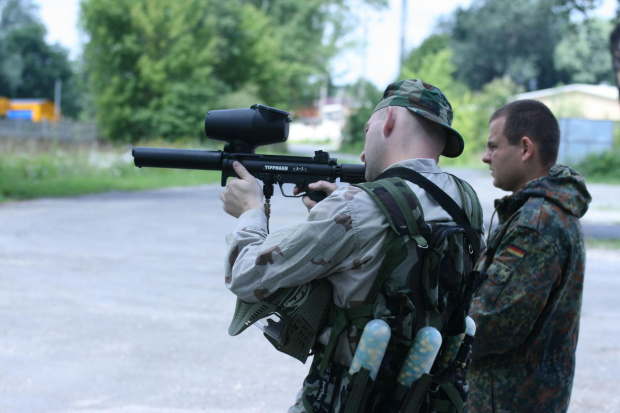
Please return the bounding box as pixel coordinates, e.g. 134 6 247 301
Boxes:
306 189 327 203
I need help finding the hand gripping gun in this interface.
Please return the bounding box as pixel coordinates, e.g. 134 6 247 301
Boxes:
132 104 366 218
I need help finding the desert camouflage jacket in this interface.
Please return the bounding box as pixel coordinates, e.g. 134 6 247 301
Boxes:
224 159 484 411
468 165 591 413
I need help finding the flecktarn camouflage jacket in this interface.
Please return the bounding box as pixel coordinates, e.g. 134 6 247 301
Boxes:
467 165 592 413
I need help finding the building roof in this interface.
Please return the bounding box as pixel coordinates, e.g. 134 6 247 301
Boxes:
516 83 619 101
10 98 52 104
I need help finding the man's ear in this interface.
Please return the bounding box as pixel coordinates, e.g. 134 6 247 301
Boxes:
521 136 535 162
382 106 396 137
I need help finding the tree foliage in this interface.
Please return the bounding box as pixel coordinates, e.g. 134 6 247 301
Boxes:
82 0 222 141
549 0 602 15
442 0 611 95
608 2 620 95
0 0 33 96
555 17 614 84
448 0 568 91
80 0 387 143
0 0 80 117
400 35 468 100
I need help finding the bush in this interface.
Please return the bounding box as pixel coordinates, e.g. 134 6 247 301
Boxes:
575 149 620 183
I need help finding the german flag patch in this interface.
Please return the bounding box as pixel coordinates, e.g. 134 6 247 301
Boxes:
508 245 525 258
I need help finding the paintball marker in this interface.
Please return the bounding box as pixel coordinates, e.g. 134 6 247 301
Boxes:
132 104 366 207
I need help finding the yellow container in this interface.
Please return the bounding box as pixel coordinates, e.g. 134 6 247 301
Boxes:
8 99 60 121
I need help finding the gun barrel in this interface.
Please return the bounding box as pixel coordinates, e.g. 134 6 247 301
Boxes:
132 147 223 170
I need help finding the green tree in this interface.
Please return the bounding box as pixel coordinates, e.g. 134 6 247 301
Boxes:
550 0 602 15
247 0 386 105
400 34 450 75
555 17 614 85
209 2 289 109
447 0 570 91
0 0 80 118
400 36 469 99
608 1 620 97
0 0 38 29
81 0 222 142
81 0 387 143
0 0 39 96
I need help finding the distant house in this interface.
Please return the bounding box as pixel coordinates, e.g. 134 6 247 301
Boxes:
515 83 620 121
6 99 60 122
288 97 352 149
515 84 619 163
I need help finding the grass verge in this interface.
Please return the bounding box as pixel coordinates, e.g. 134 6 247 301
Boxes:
5 137 617 203
0 139 220 202
585 238 620 250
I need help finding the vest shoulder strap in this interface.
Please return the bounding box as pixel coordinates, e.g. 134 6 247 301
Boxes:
354 177 428 247
375 167 482 260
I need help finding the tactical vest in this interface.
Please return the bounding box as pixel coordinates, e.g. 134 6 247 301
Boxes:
228 168 486 413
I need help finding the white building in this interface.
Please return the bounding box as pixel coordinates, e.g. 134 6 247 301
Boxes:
515 83 620 121
516 83 619 163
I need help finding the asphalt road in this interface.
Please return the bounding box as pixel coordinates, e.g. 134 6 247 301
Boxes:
1 170 619 412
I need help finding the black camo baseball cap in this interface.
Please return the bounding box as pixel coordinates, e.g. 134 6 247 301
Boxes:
373 79 464 158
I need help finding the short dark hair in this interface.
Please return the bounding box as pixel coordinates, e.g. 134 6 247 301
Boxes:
490 99 560 167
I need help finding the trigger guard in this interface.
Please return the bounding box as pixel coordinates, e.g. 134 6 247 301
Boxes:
276 183 327 202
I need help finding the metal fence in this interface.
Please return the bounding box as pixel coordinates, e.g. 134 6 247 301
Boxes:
557 118 615 164
0 119 97 142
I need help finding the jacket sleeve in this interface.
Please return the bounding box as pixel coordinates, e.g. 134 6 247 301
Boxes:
470 223 562 360
224 187 360 303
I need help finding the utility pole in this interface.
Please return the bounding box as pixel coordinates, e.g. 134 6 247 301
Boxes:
54 79 62 120
399 0 408 76
360 15 368 102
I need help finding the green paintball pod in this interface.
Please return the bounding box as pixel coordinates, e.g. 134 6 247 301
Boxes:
228 279 332 363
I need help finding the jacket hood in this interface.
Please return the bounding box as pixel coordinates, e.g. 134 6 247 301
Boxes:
496 165 591 219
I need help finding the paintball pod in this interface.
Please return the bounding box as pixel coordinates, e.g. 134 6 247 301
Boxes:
132 104 366 203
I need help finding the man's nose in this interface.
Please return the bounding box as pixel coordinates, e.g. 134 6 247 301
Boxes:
482 150 491 164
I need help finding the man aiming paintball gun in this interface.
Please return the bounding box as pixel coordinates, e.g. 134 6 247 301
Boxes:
214 79 486 412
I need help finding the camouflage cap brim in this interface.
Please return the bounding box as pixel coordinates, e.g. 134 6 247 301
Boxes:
408 108 464 158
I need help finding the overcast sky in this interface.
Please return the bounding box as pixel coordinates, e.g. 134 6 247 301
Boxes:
37 0 618 89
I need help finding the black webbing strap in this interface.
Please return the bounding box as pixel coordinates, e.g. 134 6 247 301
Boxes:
375 167 481 259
